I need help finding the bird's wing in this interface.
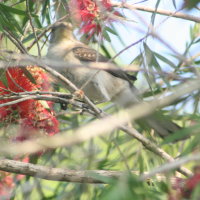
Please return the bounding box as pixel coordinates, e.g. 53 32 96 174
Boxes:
72 47 137 84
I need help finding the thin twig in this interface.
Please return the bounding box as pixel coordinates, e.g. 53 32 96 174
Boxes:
26 0 41 56
40 64 102 115
0 90 72 98
140 154 200 181
120 126 192 177
112 2 200 23
6 70 27 92
27 15 70 51
0 95 65 108
108 36 146 63
0 94 93 114
3 30 27 54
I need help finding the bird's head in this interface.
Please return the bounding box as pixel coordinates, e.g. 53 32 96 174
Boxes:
49 22 74 43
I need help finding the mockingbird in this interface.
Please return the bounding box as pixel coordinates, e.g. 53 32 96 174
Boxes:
46 22 181 139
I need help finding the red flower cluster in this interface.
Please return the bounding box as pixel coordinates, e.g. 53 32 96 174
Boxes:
0 66 59 198
0 172 14 199
0 67 59 141
0 157 29 199
70 0 119 38
169 166 200 199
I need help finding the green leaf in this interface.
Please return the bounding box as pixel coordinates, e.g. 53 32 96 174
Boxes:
22 33 36 43
172 0 177 9
151 0 161 25
143 43 162 71
143 42 154 66
191 23 200 39
41 0 51 23
21 67 37 84
161 123 200 145
184 0 200 9
34 15 43 28
144 43 172 88
130 53 142 65
0 7 23 34
191 183 200 200
100 44 112 59
0 3 27 16
0 69 8 88
154 52 176 68
103 30 111 42
104 26 118 36
194 37 200 44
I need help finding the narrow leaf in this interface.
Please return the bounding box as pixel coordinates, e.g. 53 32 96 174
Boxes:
21 68 37 84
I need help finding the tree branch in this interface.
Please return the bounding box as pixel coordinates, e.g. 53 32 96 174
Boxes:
0 159 179 184
112 2 200 23
3 29 28 54
140 153 200 181
0 93 95 115
0 53 192 81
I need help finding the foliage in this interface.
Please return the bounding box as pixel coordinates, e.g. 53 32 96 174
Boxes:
0 0 199 200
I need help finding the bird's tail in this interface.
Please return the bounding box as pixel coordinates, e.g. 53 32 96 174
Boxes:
142 112 181 138
136 111 187 141
114 86 186 141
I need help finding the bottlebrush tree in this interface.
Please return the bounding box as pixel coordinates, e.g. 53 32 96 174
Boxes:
0 0 199 199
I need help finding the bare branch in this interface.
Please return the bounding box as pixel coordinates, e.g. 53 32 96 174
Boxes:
0 93 95 115
0 159 180 184
0 52 194 81
108 36 146 63
0 53 139 72
140 153 200 180
0 159 116 184
0 91 72 98
3 29 28 54
112 2 200 23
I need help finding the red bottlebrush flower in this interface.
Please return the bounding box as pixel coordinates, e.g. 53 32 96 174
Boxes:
182 167 200 198
70 0 119 38
0 157 30 199
0 171 15 199
0 67 59 142
168 166 200 199
168 177 185 200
